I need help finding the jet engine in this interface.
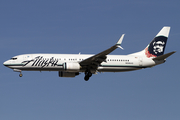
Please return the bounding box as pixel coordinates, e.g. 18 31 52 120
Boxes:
63 62 81 72
59 71 79 77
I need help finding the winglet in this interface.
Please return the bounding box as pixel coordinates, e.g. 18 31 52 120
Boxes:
116 34 125 49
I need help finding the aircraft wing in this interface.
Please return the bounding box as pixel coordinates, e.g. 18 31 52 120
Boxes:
79 34 125 70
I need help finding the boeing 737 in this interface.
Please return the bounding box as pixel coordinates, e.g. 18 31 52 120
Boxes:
3 26 176 81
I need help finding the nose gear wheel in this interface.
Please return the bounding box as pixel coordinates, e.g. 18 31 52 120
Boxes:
19 73 23 77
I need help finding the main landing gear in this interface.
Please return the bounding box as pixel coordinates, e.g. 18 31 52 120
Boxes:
84 70 92 81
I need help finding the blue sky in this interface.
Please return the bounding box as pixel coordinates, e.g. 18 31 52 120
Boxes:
0 0 180 120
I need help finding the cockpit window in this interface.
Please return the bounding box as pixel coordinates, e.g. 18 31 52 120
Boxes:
10 57 17 60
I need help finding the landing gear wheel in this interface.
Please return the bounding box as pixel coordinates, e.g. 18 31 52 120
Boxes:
88 72 92 77
19 73 23 77
84 71 92 81
84 76 89 81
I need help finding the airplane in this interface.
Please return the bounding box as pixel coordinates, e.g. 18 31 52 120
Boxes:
3 26 176 81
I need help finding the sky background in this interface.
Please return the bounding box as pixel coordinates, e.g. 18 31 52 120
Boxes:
0 0 180 120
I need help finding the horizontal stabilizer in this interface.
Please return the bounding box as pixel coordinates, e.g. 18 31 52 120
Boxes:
153 51 176 61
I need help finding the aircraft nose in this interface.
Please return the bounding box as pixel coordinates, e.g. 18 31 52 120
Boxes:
3 60 10 66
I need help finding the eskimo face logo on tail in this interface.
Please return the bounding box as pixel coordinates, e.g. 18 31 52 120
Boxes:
153 41 165 54
145 36 167 58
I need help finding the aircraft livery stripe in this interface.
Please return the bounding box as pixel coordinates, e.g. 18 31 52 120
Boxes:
3 64 24 66
100 65 146 68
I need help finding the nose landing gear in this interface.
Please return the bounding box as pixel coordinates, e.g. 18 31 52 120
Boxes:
19 73 23 77
13 69 23 77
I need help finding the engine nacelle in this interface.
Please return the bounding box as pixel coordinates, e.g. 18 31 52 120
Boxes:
63 62 80 72
59 71 79 78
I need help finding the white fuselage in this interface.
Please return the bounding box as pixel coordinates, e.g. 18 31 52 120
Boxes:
3 53 163 73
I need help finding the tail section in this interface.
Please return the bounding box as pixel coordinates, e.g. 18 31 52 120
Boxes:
145 26 170 58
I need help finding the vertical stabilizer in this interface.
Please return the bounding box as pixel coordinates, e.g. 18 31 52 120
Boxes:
145 26 170 58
